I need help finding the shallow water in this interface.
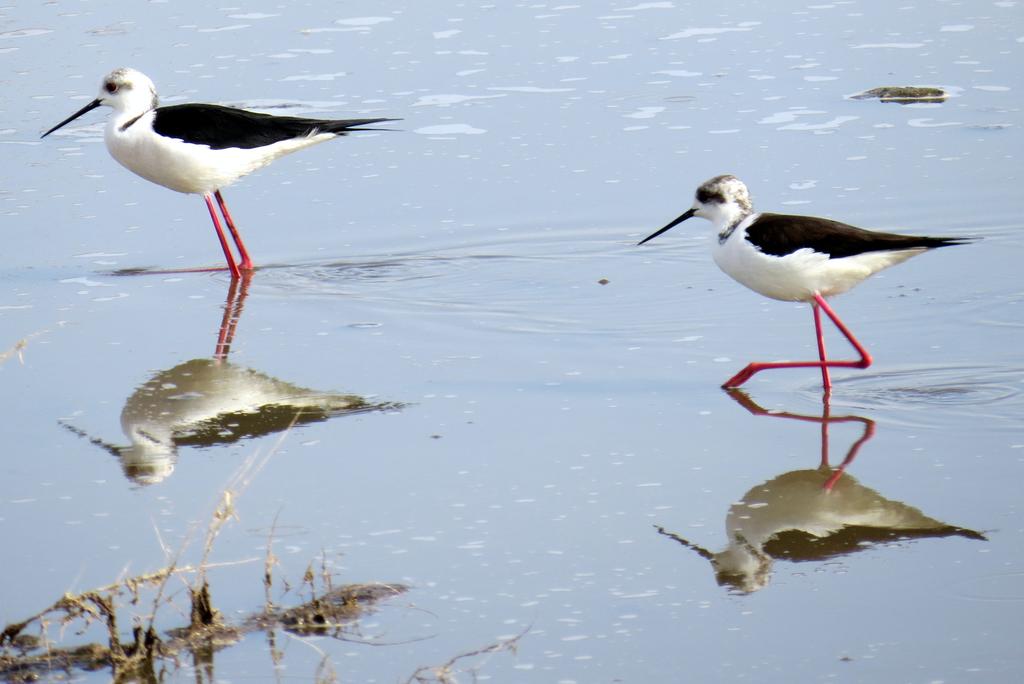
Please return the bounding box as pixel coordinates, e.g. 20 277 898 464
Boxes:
2 1 1023 682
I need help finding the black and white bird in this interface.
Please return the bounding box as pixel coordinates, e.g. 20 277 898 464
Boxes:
638 174 973 390
42 67 395 278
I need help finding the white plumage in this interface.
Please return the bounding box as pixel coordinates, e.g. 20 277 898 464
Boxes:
712 212 930 302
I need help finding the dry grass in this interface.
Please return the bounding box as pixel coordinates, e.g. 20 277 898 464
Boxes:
0 422 406 682
404 625 531 684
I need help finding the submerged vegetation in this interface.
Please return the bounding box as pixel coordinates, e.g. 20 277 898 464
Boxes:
0 441 408 682
0 434 525 683
0 570 406 683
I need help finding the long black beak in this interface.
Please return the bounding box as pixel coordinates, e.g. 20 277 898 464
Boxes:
41 98 103 138
637 207 696 246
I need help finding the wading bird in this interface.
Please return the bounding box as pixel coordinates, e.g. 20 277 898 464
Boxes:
43 68 395 278
638 174 972 389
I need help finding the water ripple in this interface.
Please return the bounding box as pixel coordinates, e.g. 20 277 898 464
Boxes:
827 365 1024 427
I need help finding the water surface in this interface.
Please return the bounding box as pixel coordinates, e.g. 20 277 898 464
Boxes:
2 1 1022 682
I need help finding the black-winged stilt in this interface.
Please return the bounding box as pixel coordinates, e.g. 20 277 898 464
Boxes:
42 67 395 278
638 174 973 390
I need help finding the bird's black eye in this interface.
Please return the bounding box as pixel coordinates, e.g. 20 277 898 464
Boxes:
104 81 117 94
696 189 724 204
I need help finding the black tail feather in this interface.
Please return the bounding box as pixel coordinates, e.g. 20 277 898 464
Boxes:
318 117 401 135
923 236 980 248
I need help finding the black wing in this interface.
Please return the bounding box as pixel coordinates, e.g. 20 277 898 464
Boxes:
152 103 395 150
745 213 972 258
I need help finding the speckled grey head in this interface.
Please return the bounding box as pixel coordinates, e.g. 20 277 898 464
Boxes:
638 173 755 246
695 174 753 214
41 67 159 138
99 67 159 112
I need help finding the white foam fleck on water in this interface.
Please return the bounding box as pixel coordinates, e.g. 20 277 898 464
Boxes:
411 93 506 107
908 118 963 127
662 26 755 40
759 109 828 125
335 16 393 26
93 293 129 302
487 86 576 93
280 72 347 81
0 28 53 38
60 276 110 287
415 123 486 136
624 106 665 119
618 2 674 9
197 24 249 33
852 42 925 48
778 115 859 131
654 69 701 77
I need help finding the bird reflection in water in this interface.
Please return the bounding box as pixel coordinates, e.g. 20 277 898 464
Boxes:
656 390 985 593
62 274 398 486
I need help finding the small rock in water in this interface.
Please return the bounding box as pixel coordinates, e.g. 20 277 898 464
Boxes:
851 86 947 104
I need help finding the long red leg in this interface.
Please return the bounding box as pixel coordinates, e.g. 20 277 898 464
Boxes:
214 190 253 272
204 193 241 279
813 301 832 391
815 293 873 373
722 293 873 389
